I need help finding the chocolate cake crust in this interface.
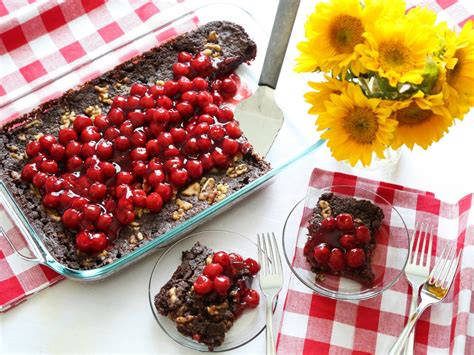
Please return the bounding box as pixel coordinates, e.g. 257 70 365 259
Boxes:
0 21 269 270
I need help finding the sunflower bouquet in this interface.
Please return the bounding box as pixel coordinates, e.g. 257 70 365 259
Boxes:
296 0 474 167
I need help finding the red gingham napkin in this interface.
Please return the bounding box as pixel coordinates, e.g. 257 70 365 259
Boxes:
276 168 473 354
0 0 197 312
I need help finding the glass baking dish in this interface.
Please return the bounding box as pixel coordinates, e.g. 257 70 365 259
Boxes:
0 2 324 281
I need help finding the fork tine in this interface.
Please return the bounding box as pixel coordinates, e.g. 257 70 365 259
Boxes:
263 233 274 274
257 234 266 276
443 250 462 289
271 232 283 275
266 232 276 275
413 222 424 265
418 223 429 266
436 246 456 288
426 225 433 268
430 244 449 283
409 222 418 263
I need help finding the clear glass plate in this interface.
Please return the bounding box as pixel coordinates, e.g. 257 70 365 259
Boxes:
0 3 324 281
282 185 410 300
148 230 265 352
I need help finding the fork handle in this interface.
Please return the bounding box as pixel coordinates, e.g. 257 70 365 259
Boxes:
403 292 419 355
266 296 276 355
389 305 428 355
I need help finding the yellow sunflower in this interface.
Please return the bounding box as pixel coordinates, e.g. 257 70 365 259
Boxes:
358 16 437 87
295 0 403 75
304 76 347 115
317 84 398 166
440 20 474 119
390 91 453 149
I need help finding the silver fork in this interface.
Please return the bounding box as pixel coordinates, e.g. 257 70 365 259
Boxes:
403 222 433 355
389 244 462 354
257 232 284 355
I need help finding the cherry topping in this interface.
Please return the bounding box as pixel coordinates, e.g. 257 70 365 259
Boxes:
336 213 354 231
346 248 366 268
193 275 213 295
313 243 331 264
83 204 101 221
213 275 231 296
229 253 243 263
244 258 260 275
130 83 148 97
146 192 163 213
26 141 42 157
328 248 345 271
177 51 193 63
203 263 224 279
321 216 337 231
62 208 81 229
339 234 356 250
58 128 78 146
213 251 231 268
355 225 371 245
73 116 93 133
243 289 260 308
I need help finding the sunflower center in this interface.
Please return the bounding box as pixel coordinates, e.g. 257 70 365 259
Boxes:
378 40 414 73
329 15 364 54
397 103 431 125
343 107 378 144
446 49 465 86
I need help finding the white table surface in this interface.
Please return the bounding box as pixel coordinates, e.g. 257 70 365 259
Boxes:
2 0 474 353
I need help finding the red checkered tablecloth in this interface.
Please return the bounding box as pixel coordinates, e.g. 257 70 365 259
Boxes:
276 168 474 354
0 0 197 312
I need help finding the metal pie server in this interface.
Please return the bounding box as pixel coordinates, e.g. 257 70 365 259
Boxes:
235 0 300 157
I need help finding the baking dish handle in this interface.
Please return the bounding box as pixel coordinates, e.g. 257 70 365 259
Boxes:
0 180 46 264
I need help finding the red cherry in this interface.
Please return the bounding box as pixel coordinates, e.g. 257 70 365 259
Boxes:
211 91 223 106
93 114 109 131
26 141 42 157
149 158 164 171
84 155 99 169
198 114 215 125
182 90 198 105
156 95 173 109
58 128 78 146
116 184 132 198
173 62 190 77
220 78 238 97
80 126 100 143
197 91 213 108
328 248 345 271
193 275 213 295
131 130 147 147
97 213 113 231
83 204 101 221
148 169 165 187
209 126 226 141
130 83 148 97
132 189 147 208
200 153 215 171
146 192 163 213
89 232 108 253
244 258 260 275
40 160 59 174
42 193 60 209
89 182 107 200
202 103 219 116
66 156 83 172
49 143 66 161
131 160 147 177
170 169 188 186
186 160 203 179
191 54 211 73
157 132 173 147
119 120 134 137
212 251 230 267
116 171 134 185
336 213 354 231
176 101 194 118
164 81 179 97
32 172 48 188
178 51 193 63
104 127 120 140
221 138 239 155
65 141 81 157
116 208 135 224
44 176 63 192
73 115 93 133
112 95 127 109
86 166 104 182
168 108 182 124
114 136 131 151
321 216 337 231
355 225 371 245
155 183 173 202
339 234 356 250
100 161 116 178
211 79 222 91
177 77 194 93
193 77 208 90
211 149 229 168
31 153 47 165
170 128 187 144
76 231 92 252
197 137 212 153
217 106 234 122
213 275 231 296
163 145 180 158
225 122 241 139
139 95 155 109
130 147 148 161
21 163 38 181
243 289 260 308
39 134 57 150
96 140 114 160
153 107 170 124
128 111 146 127
203 263 224 279
229 253 243 263
165 157 183 172
81 141 96 158
144 139 160 157
62 208 81 229
183 137 199 155
346 248 366 268
313 243 331 264
193 122 210 135
59 191 75 208
108 108 126 126
125 96 140 110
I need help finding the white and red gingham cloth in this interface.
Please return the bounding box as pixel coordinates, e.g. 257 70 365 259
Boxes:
276 168 474 354
0 0 198 312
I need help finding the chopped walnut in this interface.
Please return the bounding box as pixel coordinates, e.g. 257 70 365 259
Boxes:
206 301 229 316
155 80 165 86
10 171 21 180
10 152 25 160
215 183 229 202
24 119 41 129
60 111 76 128
172 199 193 220
198 178 218 204
6 144 18 152
94 85 113 105
226 163 248 178
176 315 194 324
208 30 219 42
204 43 221 52
84 105 102 117
206 255 213 265
181 182 200 196
18 133 27 141
319 200 332 218
137 232 144 241
46 209 61 222
168 287 178 304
